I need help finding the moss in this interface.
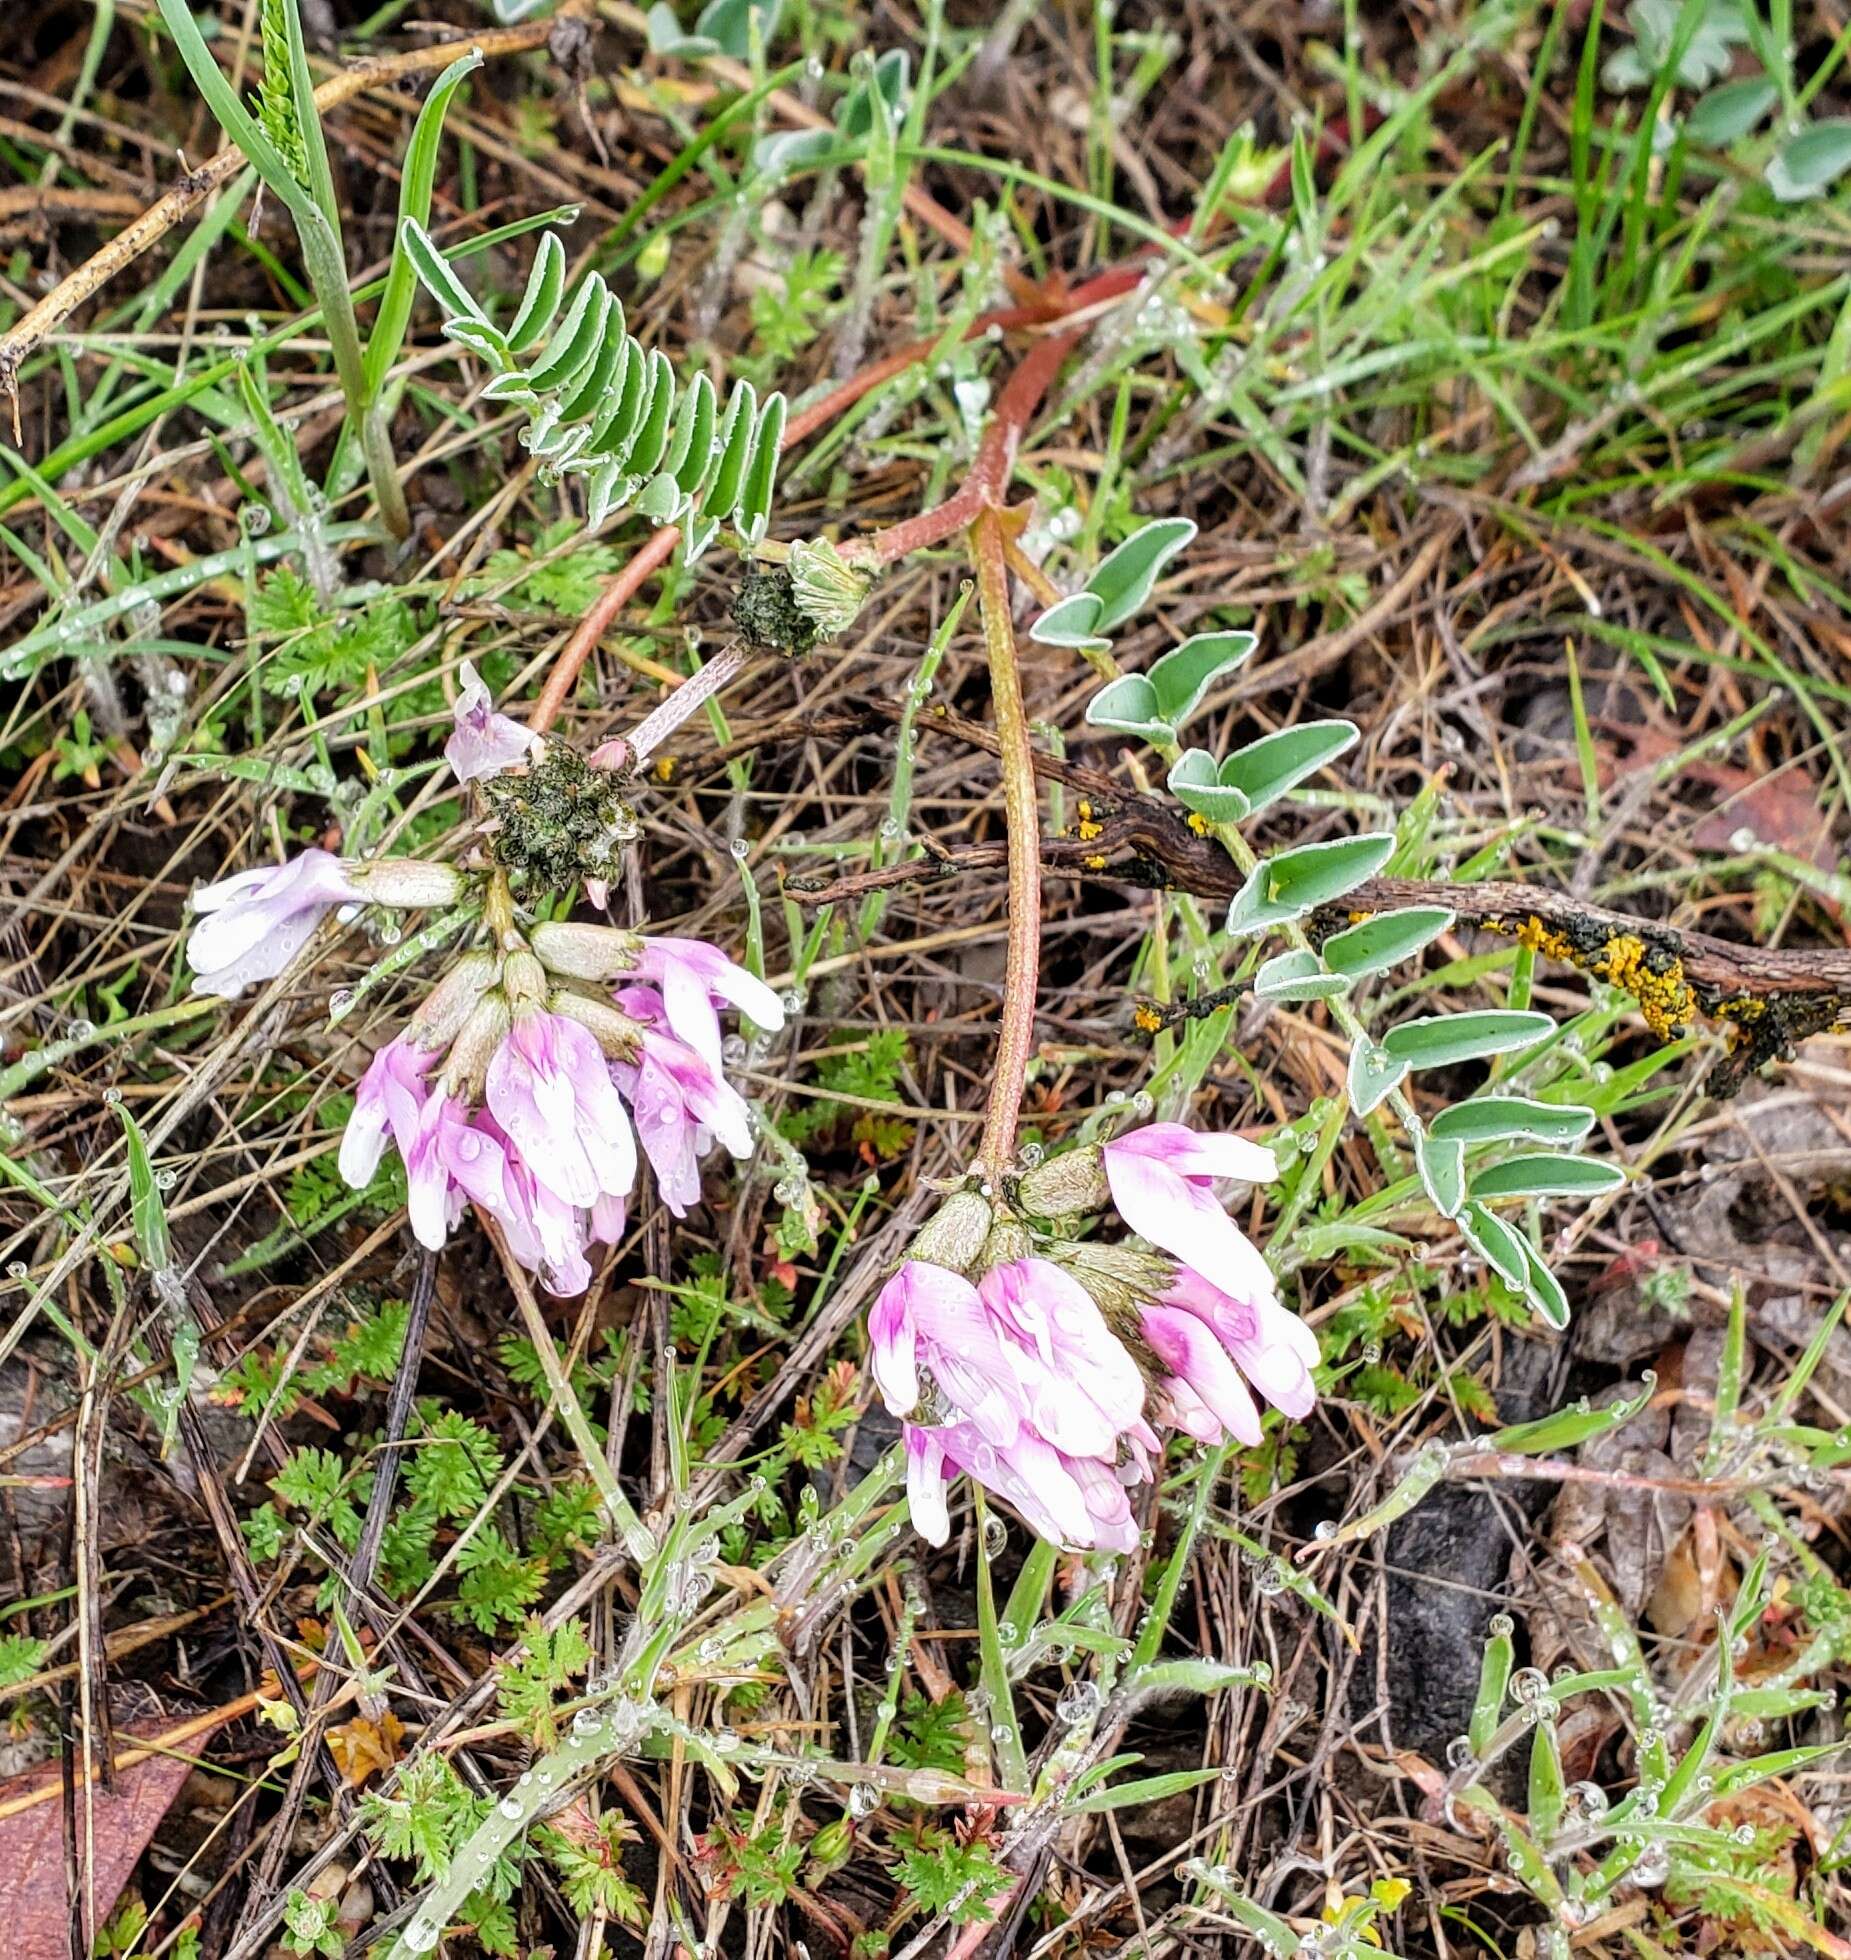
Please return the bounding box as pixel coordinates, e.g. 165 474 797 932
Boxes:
732 566 819 655
483 742 640 891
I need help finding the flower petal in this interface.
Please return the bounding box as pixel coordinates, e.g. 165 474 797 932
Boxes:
1104 1143 1264 1290
905 1426 951 1546
1139 1304 1263 1446
445 660 537 783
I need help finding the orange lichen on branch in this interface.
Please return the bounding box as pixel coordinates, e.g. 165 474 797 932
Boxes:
1481 915 1695 1041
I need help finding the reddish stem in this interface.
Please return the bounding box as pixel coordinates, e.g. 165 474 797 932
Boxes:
531 523 682 736
782 262 1148 449
860 324 1088 564
530 264 1149 734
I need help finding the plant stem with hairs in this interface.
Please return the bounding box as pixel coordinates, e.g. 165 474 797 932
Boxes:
970 507 1041 1179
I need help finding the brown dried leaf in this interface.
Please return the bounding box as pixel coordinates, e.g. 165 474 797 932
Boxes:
1646 1527 1703 1638
0 1716 215 1960
326 1710 405 1787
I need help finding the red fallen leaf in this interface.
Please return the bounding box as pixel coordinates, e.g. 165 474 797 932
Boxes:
1586 1238 1662 1296
1688 756 1835 870
0 1712 225 1959
1610 728 1834 871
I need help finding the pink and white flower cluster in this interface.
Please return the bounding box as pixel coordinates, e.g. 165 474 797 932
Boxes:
182 668 782 1292
871 1123 1319 1553
336 928 783 1294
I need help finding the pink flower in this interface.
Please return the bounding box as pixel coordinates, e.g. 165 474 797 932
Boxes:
869 1261 1035 1447
612 985 755 1216
466 1113 602 1297
334 1003 635 1298
401 1089 476 1253
1102 1122 1277 1302
904 1423 1139 1554
872 1257 1157 1549
978 1259 1153 1460
187 849 361 997
445 660 537 784
875 1123 1321 1553
332 929 771 1296
338 1036 433 1189
631 936 785 1069
1152 1264 1319 1425
484 1007 637 1213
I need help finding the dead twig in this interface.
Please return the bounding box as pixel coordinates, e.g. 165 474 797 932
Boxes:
783 777 1851 1090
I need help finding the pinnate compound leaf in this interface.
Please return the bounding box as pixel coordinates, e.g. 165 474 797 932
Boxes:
1253 949 1349 1002
1766 119 1851 202
1416 1130 1466 1218
1347 1039 1409 1117
1458 1201 1529 1288
401 217 491 329
1686 76 1777 145
646 0 781 57
1321 905 1453 977
734 390 787 542
507 230 566 351
1381 1009 1554 1070
1226 832 1395 937
1030 592 1109 652
1086 633 1254 742
839 48 910 137
1084 676 1169 741
1146 631 1255 724
1428 1097 1596 1146
1517 1236 1572 1330
1166 748 1251 823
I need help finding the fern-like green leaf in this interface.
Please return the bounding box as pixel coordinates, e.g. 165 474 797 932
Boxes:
403 222 786 559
